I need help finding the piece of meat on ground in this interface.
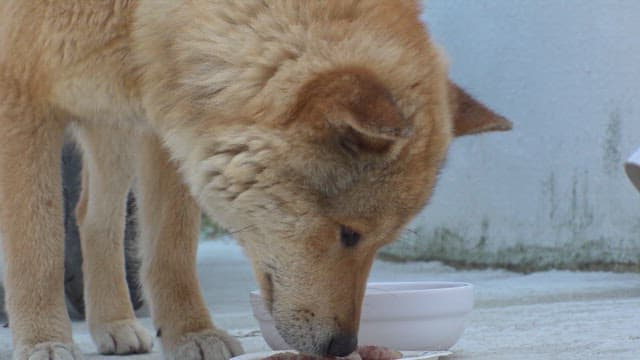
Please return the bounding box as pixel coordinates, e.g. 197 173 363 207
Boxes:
357 346 403 360
263 352 319 360
262 346 402 360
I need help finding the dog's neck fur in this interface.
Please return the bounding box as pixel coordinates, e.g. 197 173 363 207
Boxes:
127 2 447 225
131 0 437 159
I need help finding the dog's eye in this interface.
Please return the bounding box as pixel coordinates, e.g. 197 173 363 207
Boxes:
340 225 361 248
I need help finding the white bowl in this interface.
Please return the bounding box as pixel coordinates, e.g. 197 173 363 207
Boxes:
626 147 640 192
250 281 474 351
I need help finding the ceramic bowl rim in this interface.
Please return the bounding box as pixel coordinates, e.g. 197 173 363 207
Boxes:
250 281 474 297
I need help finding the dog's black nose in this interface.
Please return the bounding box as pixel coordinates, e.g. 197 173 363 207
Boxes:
325 333 358 357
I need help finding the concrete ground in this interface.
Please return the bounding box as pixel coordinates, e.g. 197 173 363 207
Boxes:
1 239 639 359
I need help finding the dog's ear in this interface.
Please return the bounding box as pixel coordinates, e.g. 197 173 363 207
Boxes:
449 81 512 137
293 68 412 155
288 68 411 194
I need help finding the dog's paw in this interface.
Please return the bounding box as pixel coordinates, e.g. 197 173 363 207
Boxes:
15 342 82 360
165 328 244 360
90 319 153 355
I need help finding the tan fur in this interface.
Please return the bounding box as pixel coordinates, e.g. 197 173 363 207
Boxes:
74 124 153 354
0 1 510 359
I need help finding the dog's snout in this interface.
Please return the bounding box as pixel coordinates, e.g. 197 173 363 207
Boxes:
325 333 358 357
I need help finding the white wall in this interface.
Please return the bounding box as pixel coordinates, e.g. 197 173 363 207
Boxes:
381 0 640 271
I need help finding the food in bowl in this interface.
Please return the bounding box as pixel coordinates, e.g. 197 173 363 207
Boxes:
250 282 474 351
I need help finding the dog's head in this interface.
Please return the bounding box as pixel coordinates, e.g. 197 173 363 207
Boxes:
187 70 509 356
157 3 511 357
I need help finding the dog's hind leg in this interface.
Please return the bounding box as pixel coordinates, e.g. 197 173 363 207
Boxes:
0 101 81 359
73 125 153 355
134 134 243 359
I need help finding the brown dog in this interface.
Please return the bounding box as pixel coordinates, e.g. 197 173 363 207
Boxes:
0 1 510 359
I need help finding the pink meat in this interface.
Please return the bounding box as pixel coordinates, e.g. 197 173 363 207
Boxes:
262 346 402 360
357 346 403 360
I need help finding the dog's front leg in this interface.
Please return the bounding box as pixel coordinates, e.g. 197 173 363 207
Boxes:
0 107 81 359
74 125 153 355
134 135 243 360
